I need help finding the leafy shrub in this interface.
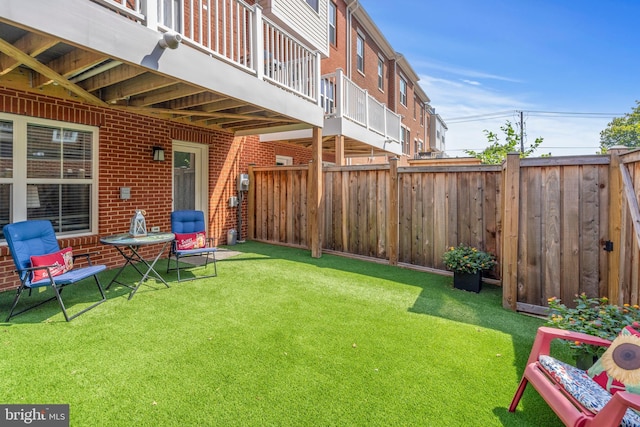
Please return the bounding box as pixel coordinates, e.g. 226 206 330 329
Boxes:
442 244 496 274
547 293 640 358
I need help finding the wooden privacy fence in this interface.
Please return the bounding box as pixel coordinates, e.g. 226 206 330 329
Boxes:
247 149 640 314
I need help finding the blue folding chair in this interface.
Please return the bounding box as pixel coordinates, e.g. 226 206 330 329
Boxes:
3 220 106 322
166 210 218 282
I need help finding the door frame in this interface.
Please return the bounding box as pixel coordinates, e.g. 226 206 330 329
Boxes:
172 140 209 215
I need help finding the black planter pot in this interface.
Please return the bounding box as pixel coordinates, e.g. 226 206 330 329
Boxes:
453 271 482 293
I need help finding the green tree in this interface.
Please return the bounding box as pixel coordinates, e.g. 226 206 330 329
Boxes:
599 100 640 151
465 121 544 164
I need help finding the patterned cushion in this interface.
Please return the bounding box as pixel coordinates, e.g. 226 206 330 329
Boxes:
30 247 73 283
540 355 640 426
588 326 640 394
174 232 206 250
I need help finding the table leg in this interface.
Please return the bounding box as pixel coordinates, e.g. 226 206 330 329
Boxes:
128 241 172 300
106 245 143 290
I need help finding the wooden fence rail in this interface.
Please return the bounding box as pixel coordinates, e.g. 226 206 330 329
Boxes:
248 149 640 314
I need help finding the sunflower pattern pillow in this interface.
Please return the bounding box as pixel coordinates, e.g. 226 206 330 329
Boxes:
587 326 640 395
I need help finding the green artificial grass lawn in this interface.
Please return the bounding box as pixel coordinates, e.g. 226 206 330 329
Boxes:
0 242 565 426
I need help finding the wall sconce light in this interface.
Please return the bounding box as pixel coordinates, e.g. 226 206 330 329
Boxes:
158 32 182 50
152 146 165 161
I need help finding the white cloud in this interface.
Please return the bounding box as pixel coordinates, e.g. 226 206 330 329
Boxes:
411 60 523 83
419 74 608 157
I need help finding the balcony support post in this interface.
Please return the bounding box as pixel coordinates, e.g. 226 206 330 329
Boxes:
335 135 345 166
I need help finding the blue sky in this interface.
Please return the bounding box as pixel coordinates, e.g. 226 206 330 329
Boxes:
360 0 640 156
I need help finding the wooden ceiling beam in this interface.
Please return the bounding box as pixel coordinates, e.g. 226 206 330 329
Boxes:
128 83 204 107
32 48 106 88
100 73 175 103
78 63 145 92
0 32 58 76
0 36 106 106
164 92 225 109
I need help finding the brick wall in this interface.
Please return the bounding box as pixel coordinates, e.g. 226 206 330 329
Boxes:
0 87 314 291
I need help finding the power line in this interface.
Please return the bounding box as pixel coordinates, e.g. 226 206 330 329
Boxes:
446 109 623 124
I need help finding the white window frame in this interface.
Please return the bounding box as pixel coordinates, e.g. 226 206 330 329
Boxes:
356 33 365 74
377 57 384 91
399 77 407 107
0 112 99 237
159 0 183 33
329 2 337 46
276 155 293 166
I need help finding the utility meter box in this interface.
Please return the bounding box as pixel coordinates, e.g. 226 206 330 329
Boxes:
237 174 249 192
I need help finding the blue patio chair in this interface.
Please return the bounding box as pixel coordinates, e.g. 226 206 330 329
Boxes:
167 210 218 282
3 220 106 322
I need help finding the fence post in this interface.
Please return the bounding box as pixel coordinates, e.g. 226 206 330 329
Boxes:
308 126 323 258
608 150 624 303
388 157 399 265
501 153 520 311
247 164 256 241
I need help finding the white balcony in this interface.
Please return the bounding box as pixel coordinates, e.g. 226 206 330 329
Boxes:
0 0 323 134
261 69 402 156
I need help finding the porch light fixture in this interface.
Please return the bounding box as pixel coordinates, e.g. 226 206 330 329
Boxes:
152 146 165 161
158 32 182 50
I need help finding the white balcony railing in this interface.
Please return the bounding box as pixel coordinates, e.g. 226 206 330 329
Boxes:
92 0 319 102
321 69 401 143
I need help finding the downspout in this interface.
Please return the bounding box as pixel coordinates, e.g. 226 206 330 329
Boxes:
346 0 359 79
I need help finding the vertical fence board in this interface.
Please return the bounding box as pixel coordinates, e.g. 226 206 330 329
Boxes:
433 173 447 270
524 167 543 306
422 173 435 266
542 166 562 301
580 165 601 297
411 172 422 264
518 166 530 304
446 174 458 250
561 166 581 301
341 170 349 252
376 170 387 258
292 170 301 244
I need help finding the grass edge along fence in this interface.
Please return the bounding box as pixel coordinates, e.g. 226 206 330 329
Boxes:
248 148 640 314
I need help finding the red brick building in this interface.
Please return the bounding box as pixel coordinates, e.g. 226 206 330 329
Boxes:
0 0 441 291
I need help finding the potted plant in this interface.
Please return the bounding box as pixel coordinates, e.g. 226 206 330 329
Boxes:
442 244 496 293
547 294 640 369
